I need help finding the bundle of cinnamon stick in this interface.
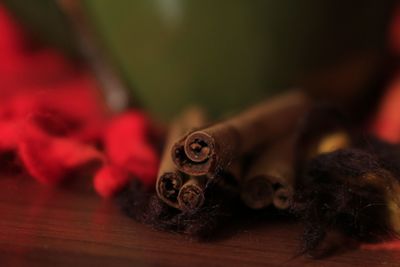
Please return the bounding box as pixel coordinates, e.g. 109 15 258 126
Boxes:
156 89 311 211
125 92 400 254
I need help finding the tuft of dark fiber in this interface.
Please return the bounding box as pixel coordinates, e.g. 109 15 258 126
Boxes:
292 148 400 256
354 135 400 179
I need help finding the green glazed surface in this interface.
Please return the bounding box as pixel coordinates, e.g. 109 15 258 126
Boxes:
83 0 392 120
4 0 394 120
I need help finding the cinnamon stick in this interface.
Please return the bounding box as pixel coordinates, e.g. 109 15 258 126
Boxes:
177 160 243 211
240 176 274 210
156 172 184 209
177 176 206 211
175 160 242 211
172 90 310 177
241 135 295 210
156 107 206 208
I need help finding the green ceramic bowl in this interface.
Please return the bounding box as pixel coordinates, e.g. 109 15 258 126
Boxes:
83 0 393 120
5 0 395 120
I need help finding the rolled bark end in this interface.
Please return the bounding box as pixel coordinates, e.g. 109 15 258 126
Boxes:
241 175 273 209
273 186 293 210
156 172 183 208
178 178 205 211
172 140 213 176
184 131 214 163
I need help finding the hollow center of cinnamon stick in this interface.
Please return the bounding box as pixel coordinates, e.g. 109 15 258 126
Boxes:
164 179 179 198
173 145 193 167
273 184 292 210
275 192 288 204
159 173 181 200
188 139 211 162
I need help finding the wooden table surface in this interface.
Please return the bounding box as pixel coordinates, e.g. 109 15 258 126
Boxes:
1 174 399 267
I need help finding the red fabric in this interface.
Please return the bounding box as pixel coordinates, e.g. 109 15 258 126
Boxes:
369 74 400 143
94 165 131 198
0 6 159 196
94 113 159 197
369 3 400 143
18 113 104 185
103 112 159 186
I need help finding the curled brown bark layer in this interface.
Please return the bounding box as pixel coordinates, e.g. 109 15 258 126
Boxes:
173 90 310 177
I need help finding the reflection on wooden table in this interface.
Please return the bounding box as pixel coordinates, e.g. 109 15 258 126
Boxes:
0 174 399 267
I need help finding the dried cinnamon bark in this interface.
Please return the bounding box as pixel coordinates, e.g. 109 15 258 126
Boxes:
177 176 206 211
240 175 274 210
156 172 184 209
156 107 206 208
241 135 295 210
173 90 310 177
176 160 242 211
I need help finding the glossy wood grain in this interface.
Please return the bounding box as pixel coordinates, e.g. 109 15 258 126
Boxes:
0 174 399 267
